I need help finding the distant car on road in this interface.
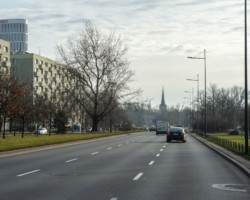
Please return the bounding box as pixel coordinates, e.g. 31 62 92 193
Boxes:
34 128 48 135
149 125 156 132
156 121 169 135
167 127 186 143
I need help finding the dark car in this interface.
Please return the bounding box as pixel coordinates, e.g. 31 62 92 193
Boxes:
149 125 156 132
167 127 186 143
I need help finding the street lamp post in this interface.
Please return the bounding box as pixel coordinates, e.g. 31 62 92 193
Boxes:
184 96 192 128
184 89 194 129
244 0 249 154
187 74 199 134
187 49 207 138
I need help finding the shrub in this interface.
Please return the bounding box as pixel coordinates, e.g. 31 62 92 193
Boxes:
228 129 239 135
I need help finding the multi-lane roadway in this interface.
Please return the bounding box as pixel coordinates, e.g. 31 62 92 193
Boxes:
0 132 249 200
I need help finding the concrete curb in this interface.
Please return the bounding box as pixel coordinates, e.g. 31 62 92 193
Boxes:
191 133 250 178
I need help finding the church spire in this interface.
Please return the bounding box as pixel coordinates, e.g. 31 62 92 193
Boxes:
161 87 166 106
159 87 167 113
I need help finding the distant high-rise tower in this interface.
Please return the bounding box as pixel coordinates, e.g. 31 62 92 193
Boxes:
0 19 28 52
159 87 167 113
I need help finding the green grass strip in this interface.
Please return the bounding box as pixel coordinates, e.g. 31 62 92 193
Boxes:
0 130 143 152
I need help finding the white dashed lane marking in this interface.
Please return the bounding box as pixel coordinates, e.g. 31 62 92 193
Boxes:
65 158 78 163
156 154 160 157
133 172 143 181
91 152 99 155
149 161 155 165
17 169 41 177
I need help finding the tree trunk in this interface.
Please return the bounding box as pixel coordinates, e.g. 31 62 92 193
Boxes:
21 115 25 138
92 115 99 132
3 111 6 139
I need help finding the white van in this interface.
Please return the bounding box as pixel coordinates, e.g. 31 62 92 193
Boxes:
156 121 169 135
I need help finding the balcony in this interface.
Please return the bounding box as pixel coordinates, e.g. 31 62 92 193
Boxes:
39 64 43 68
33 71 41 77
2 61 11 67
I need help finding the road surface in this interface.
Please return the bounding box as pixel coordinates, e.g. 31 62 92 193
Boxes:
0 132 249 200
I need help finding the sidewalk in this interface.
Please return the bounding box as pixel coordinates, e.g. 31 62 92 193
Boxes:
191 133 250 178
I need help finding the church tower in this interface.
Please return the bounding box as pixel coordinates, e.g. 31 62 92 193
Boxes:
159 87 167 113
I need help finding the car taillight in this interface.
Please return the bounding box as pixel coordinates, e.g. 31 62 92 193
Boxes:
167 132 170 135
181 132 184 135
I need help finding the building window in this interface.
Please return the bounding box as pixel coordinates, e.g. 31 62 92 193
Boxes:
12 58 17 64
40 60 43 65
4 57 8 62
12 67 17 72
35 59 38 64
3 46 8 52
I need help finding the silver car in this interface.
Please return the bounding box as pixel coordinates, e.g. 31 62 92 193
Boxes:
34 128 48 135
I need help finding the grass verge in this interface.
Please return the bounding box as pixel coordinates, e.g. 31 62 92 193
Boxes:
205 132 250 160
0 130 142 152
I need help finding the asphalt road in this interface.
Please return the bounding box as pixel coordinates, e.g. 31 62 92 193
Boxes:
0 132 249 200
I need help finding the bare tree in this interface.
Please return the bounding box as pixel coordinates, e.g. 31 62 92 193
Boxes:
57 21 140 131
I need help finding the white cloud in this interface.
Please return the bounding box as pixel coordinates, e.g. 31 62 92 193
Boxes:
0 0 247 107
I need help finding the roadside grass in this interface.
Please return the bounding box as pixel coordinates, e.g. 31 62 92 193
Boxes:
206 132 250 159
0 130 142 152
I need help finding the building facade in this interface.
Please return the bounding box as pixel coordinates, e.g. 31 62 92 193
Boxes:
11 52 84 130
0 19 28 52
0 39 11 74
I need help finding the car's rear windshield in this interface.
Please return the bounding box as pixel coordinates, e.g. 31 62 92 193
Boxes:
169 128 183 132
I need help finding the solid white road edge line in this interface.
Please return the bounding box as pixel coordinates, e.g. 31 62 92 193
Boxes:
133 172 143 181
65 158 78 163
149 161 155 165
91 152 99 155
17 169 41 177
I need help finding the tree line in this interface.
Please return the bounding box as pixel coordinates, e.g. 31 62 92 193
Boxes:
0 21 140 137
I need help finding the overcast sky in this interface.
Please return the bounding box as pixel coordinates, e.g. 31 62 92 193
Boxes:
1 0 247 108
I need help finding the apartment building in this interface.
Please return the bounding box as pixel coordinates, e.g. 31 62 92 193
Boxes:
0 39 11 74
11 52 83 129
0 19 28 52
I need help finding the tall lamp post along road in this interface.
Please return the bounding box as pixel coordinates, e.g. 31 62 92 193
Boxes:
187 49 207 138
187 74 199 134
244 0 249 154
184 89 194 129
